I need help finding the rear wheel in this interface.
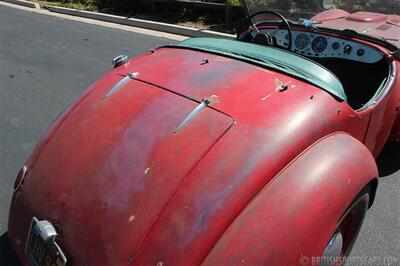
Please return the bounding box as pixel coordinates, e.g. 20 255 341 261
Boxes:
321 191 370 266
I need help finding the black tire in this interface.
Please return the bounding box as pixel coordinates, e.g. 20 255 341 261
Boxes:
321 186 371 266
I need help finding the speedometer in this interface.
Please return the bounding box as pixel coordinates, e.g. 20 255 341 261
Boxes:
311 36 328 53
295 34 310 50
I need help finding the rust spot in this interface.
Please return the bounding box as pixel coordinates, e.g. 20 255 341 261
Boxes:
144 167 150 175
201 59 209 65
309 95 314 100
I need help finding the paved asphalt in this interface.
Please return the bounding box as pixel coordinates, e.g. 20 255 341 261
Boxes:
0 4 399 265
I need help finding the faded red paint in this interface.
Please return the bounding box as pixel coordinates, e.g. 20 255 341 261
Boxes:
9 78 233 265
7 10 400 266
312 10 400 48
203 133 378 265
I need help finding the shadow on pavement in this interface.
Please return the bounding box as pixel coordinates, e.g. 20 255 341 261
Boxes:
0 232 21 266
376 141 400 177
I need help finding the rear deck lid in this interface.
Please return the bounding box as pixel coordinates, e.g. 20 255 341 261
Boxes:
21 76 233 264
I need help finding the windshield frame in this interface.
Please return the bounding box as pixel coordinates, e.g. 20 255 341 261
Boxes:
241 0 252 17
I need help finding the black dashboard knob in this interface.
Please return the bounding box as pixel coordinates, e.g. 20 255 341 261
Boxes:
344 45 352 54
357 49 365 56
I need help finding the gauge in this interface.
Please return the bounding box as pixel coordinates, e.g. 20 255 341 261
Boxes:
295 34 310 50
311 36 328 53
332 42 340 50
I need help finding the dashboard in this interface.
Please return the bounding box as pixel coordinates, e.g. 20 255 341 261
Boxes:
255 29 383 64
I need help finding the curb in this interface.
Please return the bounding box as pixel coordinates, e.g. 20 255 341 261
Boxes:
1 0 39 8
44 6 235 39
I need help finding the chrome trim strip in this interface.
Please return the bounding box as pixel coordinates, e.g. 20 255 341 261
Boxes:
103 75 131 99
173 95 218 134
14 165 27 192
173 101 208 134
103 72 139 99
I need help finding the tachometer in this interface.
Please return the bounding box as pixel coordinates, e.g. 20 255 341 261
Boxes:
295 34 310 50
311 36 328 53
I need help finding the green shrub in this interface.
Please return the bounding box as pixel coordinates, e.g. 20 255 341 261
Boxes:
227 0 242 6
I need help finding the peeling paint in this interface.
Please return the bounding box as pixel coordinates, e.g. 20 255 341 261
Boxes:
144 168 150 175
129 72 139 79
261 93 273 101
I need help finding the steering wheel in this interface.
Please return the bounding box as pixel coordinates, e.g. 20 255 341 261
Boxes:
248 10 293 50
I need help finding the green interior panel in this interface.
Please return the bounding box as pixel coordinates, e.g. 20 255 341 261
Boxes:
165 38 346 101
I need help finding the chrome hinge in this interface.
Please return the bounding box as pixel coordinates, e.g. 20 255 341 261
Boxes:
173 95 219 134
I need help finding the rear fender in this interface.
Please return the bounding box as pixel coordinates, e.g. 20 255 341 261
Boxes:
203 133 378 265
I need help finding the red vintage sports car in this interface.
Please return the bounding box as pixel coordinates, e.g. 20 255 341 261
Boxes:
7 0 400 265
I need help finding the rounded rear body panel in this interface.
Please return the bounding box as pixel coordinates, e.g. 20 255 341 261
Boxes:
8 47 372 264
